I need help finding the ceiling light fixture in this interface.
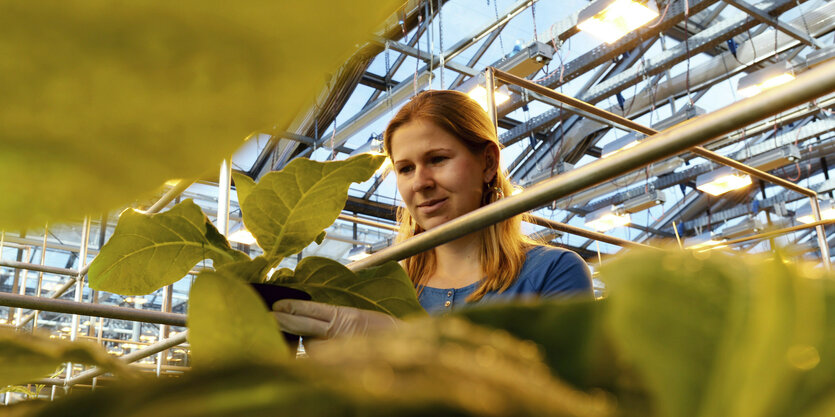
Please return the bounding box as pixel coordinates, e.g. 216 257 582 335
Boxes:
585 205 631 232
601 133 644 158
796 199 835 224
737 61 795 98
685 232 726 250
577 0 659 44
696 167 753 196
468 84 511 111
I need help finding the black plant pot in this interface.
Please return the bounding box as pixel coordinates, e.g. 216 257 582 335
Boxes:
250 283 311 355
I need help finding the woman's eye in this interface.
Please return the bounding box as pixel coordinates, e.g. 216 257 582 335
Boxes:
431 156 448 164
397 166 413 174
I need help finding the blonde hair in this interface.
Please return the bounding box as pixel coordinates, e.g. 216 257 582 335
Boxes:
383 90 536 302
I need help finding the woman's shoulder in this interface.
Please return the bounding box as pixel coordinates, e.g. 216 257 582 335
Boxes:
524 244 585 266
518 244 592 296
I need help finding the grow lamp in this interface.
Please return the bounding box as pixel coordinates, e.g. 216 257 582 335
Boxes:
585 206 631 232
577 0 659 44
622 189 666 213
228 227 257 245
718 217 763 239
696 167 752 196
737 61 795 98
468 84 511 111
601 133 644 158
347 245 372 261
796 200 835 224
744 144 800 172
685 232 726 250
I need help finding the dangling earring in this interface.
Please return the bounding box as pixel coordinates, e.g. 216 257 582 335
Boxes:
490 184 504 203
482 178 503 206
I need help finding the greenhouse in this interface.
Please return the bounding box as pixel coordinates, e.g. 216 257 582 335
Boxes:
2 0 835 416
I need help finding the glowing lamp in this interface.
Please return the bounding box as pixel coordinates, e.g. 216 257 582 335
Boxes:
346 245 371 261
601 133 643 158
796 200 835 224
737 61 795 98
468 85 511 111
696 167 752 196
228 227 257 245
585 205 631 232
685 232 726 250
577 0 659 44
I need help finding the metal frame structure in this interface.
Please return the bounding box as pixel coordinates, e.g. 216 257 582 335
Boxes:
3 0 835 398
348 58 835 272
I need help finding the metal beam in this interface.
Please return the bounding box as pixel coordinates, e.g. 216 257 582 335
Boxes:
346 58 835 271
725 0 825 48
0 292 186 326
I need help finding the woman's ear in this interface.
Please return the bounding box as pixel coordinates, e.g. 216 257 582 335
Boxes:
482 143 500 183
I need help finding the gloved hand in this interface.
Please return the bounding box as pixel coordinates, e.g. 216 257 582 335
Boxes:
272 299 399 339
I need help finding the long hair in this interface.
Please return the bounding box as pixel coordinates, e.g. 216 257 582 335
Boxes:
383 90 535 302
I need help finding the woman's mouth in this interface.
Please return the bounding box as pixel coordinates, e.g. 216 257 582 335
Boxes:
417 198 447 214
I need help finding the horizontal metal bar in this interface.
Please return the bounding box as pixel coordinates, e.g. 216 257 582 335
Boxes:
346 58 835 271
34 332 189 386
493 67 818 197
0 293 186 326
144 179 195 214
376 37 479 77
700 219 835 249
725 0 824 49
337 214 399 232
0 260 77 277
526 215 659 250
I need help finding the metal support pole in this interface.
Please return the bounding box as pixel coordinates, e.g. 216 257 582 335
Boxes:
0 260 77 277
17 180 194 328
490 66 831 269
697 218 835 249
0 293 186 326
66 217 90 387
33 225 49 329
145 179 194 214
14 247 31 327
218 160 232 236
809 196 832 267
347 58 835 271
35 332 189 387
526 215 658 250
484 67 498 134
337 214 399 232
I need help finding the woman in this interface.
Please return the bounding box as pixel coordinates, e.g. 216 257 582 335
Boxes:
274 90 592 338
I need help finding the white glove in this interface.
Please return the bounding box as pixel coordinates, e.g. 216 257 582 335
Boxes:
272 299 399 339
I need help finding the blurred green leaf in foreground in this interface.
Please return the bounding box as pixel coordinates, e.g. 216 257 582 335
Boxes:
0 0 400 229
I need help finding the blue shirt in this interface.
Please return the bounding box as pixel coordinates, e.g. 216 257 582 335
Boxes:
418 245 593 314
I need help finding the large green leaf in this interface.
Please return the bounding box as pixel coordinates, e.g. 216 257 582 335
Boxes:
272 256 425 319
231 172 256 206
600 248 833 417
215 256 271 283
453 300 624 392
242 154 385 263
88 199 246 295
0 329 137 387
0 0 401 230
187 270 290 368
26 318 609 417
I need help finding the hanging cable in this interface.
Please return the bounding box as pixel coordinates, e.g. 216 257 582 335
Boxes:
531 0 538 42
683 0 694 106
427 0 434 89
414 11 422 96
491 0 506 58
439 0 445 88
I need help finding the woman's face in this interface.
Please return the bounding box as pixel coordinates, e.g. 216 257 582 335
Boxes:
389 119 496 231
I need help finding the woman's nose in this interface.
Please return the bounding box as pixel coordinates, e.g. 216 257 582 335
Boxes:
411 166 434 192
